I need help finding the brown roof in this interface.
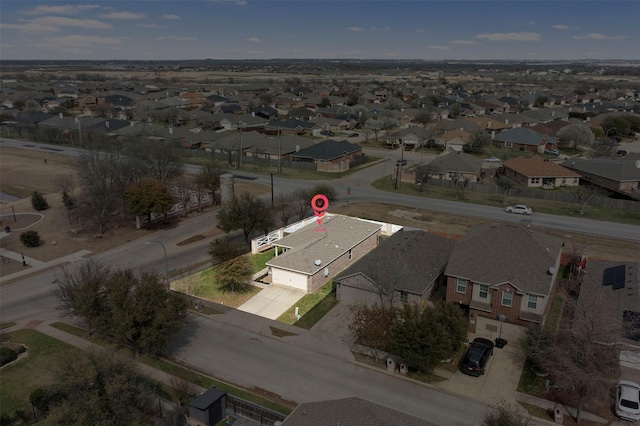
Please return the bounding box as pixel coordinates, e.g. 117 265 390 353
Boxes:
445 223 563 296
503 156 581 178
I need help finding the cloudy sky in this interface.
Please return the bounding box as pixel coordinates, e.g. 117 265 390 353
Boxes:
1 1 638 61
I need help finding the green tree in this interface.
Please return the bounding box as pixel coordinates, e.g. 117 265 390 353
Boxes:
125 179 174 227
217 192 274 243
534 96 548 108
20 230 41 247
54 261 188 354
216 256 253 293
31 191 49 211
319 97 332 107
208 237 247 265
41 349 158 424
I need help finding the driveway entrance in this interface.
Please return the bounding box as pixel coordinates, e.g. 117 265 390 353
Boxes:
237 284 305 320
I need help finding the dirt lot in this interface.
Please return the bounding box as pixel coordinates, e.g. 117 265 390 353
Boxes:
1 146 637 280
0 146 269 278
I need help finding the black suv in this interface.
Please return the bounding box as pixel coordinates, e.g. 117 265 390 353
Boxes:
460 338 494 376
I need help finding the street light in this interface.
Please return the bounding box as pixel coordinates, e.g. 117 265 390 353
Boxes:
145 240 169 288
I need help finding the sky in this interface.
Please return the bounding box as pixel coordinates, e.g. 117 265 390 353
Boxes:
1 1 639 61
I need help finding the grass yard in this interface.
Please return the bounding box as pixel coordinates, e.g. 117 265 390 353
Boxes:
0 322 16 330
372 175 640 225
141 356 293 414
277 281 337 328
171 251 275 308
0 330 79 414
517 359 548 398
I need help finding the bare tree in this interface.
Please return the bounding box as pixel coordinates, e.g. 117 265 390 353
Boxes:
557 124 595 149
482 400 531 426
291 188 311 220
275 194 294 226
571 185 602 215
452 174 472 199
198 160 224 205
496 176 516 203
55 174 77 224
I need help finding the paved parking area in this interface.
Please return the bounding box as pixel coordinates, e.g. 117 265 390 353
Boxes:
236 284 305 320
433 317 526 406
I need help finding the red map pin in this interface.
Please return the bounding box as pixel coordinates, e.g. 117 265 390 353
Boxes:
311 194 329 228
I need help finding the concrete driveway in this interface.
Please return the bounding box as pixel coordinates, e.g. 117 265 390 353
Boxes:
433 317 526 406
237 284 305 320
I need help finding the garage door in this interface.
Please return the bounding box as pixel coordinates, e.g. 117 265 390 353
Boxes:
271 268 308 291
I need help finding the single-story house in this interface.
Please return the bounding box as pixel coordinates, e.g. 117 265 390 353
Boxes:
561 155 640 197
335 230 455 308
445 224 564 331
413 147 484 183
266 215 382 293
491 127 556 153
265 118 322 136
288 140 363 173
502 156 581 189
386 127 431 149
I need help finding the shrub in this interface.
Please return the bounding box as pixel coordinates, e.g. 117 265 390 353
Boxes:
31 191 49 211
0 346 18 366
21 230 41 247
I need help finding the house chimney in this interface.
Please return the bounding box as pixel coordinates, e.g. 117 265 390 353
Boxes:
505 119 509 124
105 120 109 129
60 113 64 119
488 121 492 128
169 127 173 135
296 144 300 152
551 111 555 117
130 121 135 127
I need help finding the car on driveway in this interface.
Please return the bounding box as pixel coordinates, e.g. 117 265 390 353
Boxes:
320 130 335 137
348 132 359 137
505 205 532 215
544 149 560 156
460 338 494 377
616 380 640 421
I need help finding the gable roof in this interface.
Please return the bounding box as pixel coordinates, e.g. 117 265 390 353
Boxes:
560 157 640 183
335 230 455 295
426 147 483 175
289 140 362 161
492 127 554 146
282 397 434 426
266 215 380 275
445 224 563 295
503 156 581 178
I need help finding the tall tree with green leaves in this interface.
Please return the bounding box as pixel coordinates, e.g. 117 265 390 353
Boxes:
216 256 253 293
125 178 175 227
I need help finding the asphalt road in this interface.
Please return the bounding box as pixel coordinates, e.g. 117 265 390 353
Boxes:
1 136 638 425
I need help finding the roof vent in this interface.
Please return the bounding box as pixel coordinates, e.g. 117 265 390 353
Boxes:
548 267 556 275
314 259 321 266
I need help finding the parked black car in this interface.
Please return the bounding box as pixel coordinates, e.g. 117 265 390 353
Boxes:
320 130 334 136
460 338 494 377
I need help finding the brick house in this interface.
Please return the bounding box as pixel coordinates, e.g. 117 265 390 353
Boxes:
491 127 556 153
445 224 564 331
334 230 455 308
561 155 640 197
266 215 381 293
502 156 581 189
288 140 363 173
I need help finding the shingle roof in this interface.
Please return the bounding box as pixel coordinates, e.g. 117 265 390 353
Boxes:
503 156 581 178
335 230 455 294
267 215 380 275
289 140 362 161
492 127 554 146
445 224 563 295
281 397 435 426
561 157 640 182
428 147 483 175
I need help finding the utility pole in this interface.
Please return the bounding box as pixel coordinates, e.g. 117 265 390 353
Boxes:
238 124 243 169
271 173 274 207
278 128 282 174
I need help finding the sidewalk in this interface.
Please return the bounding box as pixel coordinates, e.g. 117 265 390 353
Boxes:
0 249 91 285
0 319 207 396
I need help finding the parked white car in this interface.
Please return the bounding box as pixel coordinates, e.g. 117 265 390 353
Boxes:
616 380 640 421
505 205 532 215
483 157 502 163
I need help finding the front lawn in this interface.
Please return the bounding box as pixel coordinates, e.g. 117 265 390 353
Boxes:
171 251 273 307
277 281 336 328
0 330 79 414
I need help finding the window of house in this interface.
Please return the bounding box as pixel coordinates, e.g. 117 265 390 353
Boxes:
573 178 579 184
504 141 513 148
456 278 467 293
348 249 352 260
527 294 538 310
531 178 540 184
561 178 567 185
479 284 489 300
502 291 513 307
400 291 408 303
